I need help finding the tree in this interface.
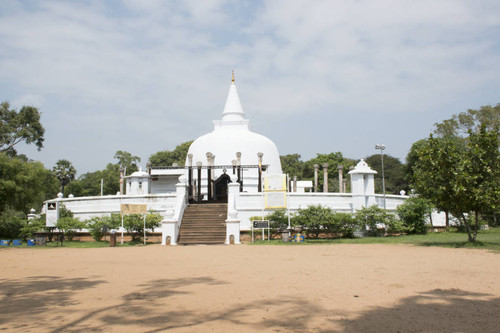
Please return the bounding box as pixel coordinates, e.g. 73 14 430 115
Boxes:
0 101 45 156
123 213 162 242
412 126 499 242
355 205 395 236
280 154 305 179
302 153 356 192
365 154 408 194
396 197 432 234
434 103 500 138
114 150 140 175
53 159 76 193
66 163 120 197
149 140 193 166
0 153 59 214
0 209 25 239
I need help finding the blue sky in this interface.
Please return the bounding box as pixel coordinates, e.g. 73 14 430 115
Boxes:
1 0 499 175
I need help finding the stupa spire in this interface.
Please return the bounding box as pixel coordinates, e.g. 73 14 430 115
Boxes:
221 71 245 121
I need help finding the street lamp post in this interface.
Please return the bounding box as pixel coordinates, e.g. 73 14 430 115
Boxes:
375 144 386 209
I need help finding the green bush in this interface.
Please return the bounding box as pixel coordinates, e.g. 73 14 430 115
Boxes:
85 215 120 241
355 205 395 236
396 197 432 234
56 217 84 241
331 212 361 238
250 210 291 239
20 214 46 239
0 209 25 239
294 205 335 239
123 212 162 242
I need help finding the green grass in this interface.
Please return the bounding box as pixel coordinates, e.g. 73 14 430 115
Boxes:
251 227 500 252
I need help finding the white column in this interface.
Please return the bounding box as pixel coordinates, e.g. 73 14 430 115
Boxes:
225 175 241 244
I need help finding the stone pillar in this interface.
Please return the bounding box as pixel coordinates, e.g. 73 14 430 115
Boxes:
314 164 319 192
293 176 297 192
188 153 193 198
322 163 329 193
236 152 242 192
206 152 213 200
338 164 343 193
196 161 202 202
226 174 241 244
257 152 263 192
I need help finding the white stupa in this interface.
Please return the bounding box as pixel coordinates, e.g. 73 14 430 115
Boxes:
186 72 282 192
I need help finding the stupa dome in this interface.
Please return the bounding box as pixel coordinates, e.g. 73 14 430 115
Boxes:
186 74 282 189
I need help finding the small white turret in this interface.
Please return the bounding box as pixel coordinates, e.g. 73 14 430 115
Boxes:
126 166 150 195
348 159 377 210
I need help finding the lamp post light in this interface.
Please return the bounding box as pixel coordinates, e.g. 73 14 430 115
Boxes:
375 144 386 209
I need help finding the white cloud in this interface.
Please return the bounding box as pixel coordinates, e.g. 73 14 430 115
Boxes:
0 0 499 172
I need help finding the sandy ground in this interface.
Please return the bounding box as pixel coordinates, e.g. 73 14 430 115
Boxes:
1 244 499 333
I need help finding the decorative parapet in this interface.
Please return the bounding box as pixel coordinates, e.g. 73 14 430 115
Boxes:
161 176 189 245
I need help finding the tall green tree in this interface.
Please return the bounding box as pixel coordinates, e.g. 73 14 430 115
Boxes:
114 150 140 175
149 140 193 166
280 154 304 179
365 154 408 194
53 159 76 193
412 125 499 242
66 163 120 197
0 101 45 156
434 103 499 138
0 153 58 213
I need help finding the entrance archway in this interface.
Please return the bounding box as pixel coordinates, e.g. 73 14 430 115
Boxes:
213 173 231 202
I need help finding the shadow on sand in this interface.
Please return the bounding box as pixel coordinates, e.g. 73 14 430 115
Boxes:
335 288 500 332
0 276 107 330
5 275 499 332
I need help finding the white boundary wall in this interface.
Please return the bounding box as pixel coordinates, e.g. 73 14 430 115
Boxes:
234 192 410 231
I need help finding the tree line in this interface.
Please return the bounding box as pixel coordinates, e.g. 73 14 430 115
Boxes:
1 99 498 242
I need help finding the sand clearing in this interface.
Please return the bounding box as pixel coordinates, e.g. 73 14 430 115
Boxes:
1 244 499 332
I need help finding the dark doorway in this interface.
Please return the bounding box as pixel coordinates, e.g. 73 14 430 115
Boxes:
214 173 231 202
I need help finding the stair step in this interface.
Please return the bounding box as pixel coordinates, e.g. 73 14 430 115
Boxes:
178 203 228 245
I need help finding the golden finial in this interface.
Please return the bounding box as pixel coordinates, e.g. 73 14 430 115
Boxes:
232 70 235 83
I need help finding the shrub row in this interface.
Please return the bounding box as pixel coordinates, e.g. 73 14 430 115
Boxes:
254 197 432 239
0 205 162 242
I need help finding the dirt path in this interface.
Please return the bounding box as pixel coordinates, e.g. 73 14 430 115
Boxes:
1 244 499 332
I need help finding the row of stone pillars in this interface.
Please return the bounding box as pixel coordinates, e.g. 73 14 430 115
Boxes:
313 163 348 193
186 151 265 201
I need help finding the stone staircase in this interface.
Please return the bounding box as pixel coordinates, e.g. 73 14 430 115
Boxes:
177 203 227 245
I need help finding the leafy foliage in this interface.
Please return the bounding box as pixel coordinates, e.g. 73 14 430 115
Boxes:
396 197 431 234
365 154 408 194
53 159 76 193
123 213 162 241
0 209 25 239
20 214 46 239
85 215 120 241
251 209 291 239
0 152 58 214
355 205 395 236
280 154 304 179
433 103 500 138
56 217 84 241
114 150 140 174
149 141 193 166
293 205 336 239
412 124 499 241
330 212 362 238
0 101 45 156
